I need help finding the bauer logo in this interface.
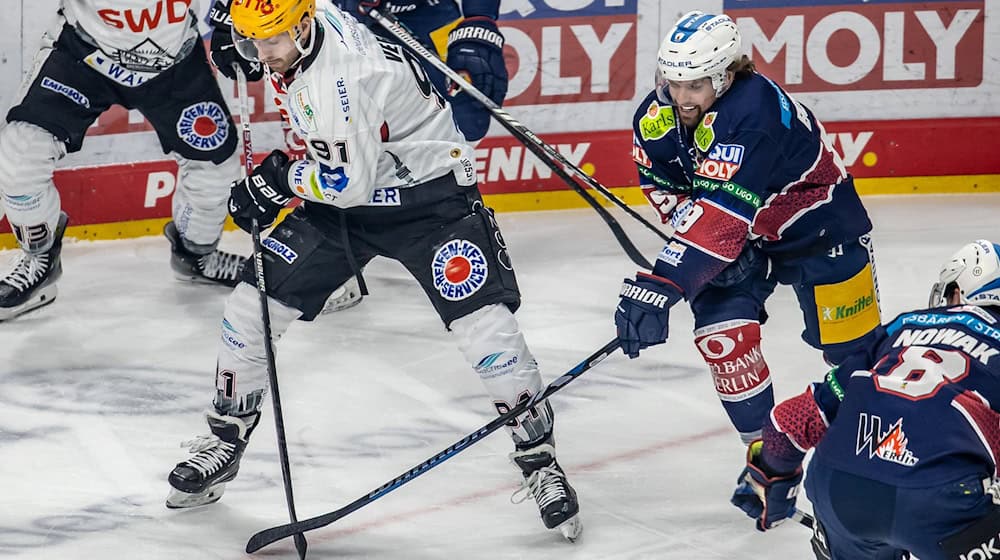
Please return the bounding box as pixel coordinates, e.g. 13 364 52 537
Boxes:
727 0 984 91
431 239 488 301
176 102 229 151
40 77 90 108
262 236 298 264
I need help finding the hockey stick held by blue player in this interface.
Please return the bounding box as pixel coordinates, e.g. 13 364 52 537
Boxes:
245 339 621 553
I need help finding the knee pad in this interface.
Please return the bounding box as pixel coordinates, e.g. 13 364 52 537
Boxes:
0 122 66 250
694 319 772 401
172 153 240 247
214 282 302 416
695 319 775 441
452 303 554 446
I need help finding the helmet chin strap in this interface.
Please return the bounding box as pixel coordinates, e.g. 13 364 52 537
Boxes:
286 18 317 72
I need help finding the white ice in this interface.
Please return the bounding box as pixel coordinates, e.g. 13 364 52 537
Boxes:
1 194 997 559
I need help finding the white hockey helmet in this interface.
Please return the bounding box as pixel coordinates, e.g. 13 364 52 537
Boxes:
656 11 741 100
929 240 1000 307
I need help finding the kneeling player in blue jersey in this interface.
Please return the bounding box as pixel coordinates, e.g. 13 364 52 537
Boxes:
732 240 1000 560
614 11 881 444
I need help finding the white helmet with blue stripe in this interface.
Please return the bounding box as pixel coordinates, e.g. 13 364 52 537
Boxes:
657 11 741 98
929 240 1000 307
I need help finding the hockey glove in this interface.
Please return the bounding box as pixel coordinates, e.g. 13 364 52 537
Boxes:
446 17 508 141
229 150 294 233
615 272 682 359
208 1 264 81
731 440 803 531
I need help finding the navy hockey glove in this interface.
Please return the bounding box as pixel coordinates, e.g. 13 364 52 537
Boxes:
731 440 803 531
208 1 264 81
229 150 294 233
615 272 682 359
446 17 508 141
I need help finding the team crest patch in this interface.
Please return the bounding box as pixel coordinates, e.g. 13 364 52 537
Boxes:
432 239 489 301
176 101 229 151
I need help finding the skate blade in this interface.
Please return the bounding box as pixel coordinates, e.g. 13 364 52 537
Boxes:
171 270 236 288
0 284 57 321
557 515 582 542
165 484 226 509
320 286 363 314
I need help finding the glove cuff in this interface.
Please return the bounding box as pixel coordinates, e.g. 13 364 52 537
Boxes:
448 18 504 50
636 271 684 299
208 0 233 31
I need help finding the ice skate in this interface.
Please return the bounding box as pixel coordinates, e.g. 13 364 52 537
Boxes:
321 274 363 313
0 212 68 321
511 442 583 542
164 221 245 287
166 410 257 508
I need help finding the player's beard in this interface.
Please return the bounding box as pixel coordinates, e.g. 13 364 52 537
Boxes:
677 106 703 128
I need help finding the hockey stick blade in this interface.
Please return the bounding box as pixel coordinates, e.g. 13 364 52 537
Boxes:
246 339 621 553
367 9 659 270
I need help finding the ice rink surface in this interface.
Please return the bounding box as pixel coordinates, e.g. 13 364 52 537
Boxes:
1 193 997 559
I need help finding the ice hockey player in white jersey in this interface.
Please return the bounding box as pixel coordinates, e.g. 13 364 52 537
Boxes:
165 0 581 541
0 0 247 321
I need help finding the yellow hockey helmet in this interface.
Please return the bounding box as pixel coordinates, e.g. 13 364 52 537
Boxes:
230 0 316 40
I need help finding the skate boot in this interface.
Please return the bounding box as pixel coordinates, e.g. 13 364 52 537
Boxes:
164 221 245 287
321 274 363 314
510 441 583 541
0 212 68 321
166 410 259 508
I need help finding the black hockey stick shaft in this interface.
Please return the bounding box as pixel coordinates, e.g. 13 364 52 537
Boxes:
235 65 308 560
246 339 621 553
368 9 658 270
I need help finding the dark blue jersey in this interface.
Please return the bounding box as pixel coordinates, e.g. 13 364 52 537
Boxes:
805 305 1000 486
631 72 872 297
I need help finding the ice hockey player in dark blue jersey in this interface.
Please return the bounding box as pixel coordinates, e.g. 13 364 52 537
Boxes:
732 240 1000 560
615 11 881 444
330 0 506 143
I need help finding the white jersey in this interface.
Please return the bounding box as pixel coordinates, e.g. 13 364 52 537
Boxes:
274 7 477 209
62 0 200 85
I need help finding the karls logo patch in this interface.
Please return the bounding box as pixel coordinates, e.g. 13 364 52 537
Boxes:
176 102 229 151
262 236 298 264
40 77 90 107
639 101 676 141
432 239 489 301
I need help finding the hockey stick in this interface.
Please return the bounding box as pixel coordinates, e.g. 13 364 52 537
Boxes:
792 509 815 529
245 338 621 553
367 8 659 270
235 65 308 560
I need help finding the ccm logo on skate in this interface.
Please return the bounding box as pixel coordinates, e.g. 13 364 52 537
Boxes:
620 285 670 308
262 237 298 264
432 239 488 301
176 102 229 151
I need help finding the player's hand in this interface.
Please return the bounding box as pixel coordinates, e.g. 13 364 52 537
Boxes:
208 1 264 81
335 0 384 24
446 17 508 141
229 150 294 233
731 440 803 531
615 272 682 359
